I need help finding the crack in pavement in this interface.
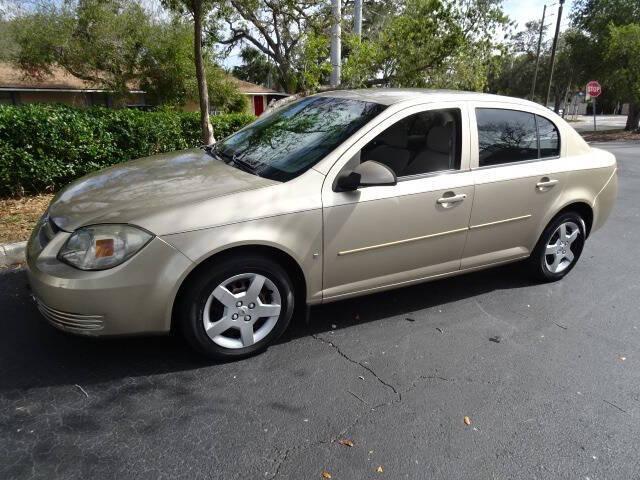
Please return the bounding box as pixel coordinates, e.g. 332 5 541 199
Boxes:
403 374 450 395
264 335 451 478
311 334 401 401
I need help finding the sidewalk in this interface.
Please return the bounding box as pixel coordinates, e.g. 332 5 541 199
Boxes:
568 114 627 132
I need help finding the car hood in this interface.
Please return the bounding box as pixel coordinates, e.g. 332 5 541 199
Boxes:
48 148 278 233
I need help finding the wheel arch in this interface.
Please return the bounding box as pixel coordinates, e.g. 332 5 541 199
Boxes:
170 244 308 332
552 201 594 237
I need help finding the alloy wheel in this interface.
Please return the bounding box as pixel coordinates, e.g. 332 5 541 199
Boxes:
202 273 282 349
544 221 581 274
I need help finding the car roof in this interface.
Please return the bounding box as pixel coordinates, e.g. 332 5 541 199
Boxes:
315 88 541 108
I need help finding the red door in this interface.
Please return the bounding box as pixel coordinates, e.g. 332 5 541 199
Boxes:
254 96 264 116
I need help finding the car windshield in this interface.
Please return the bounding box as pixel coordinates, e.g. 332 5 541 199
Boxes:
215 96 386 181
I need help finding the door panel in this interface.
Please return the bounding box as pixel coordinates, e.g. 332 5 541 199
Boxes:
462 103 568 269
462 162 567 269
320 101 474 301
323 172 474 300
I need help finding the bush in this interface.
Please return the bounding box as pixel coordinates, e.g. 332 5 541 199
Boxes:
0 104 255 197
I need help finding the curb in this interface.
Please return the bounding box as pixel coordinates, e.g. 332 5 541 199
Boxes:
0 241 27 267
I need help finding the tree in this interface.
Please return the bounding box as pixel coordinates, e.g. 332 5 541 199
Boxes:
342 0 508 90
606 24 640 130
9 0 245 141
232 47 277 87
11 0 151 95
163 0 217 144
215 0 331 93
512 21 547 55
139 17 247 113
487 21 581 111
570 0 640 130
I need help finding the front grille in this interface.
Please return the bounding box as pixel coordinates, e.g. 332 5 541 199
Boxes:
34 297 104 333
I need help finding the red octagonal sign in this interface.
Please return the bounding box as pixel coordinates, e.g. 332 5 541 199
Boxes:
586 80 602 98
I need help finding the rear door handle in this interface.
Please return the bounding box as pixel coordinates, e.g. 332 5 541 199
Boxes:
536 178 559 189
437 193 467 205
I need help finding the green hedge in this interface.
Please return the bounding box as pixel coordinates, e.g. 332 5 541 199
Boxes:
0 104 255 197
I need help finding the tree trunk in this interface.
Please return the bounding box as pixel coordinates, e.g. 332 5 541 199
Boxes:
625 102 640 131
193 2 214 145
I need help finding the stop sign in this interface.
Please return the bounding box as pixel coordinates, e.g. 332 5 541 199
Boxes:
586 80 602 98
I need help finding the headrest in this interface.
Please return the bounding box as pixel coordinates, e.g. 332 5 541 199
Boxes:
427 124 452 154
378 121 408 148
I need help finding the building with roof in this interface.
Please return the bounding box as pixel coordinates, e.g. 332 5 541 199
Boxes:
0 63 288 116
0 63 146 108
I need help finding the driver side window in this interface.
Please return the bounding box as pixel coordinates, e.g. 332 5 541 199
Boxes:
361 108 462 178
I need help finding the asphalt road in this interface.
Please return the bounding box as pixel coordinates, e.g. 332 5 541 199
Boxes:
1 142 639 480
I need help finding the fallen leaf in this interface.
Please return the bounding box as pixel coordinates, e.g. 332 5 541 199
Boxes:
321 471 332 479
464 416 471 425
338 439 354 447
376 465 384 473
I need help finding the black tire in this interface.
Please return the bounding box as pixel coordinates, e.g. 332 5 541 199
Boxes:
178 254 295 360
528 211 586 282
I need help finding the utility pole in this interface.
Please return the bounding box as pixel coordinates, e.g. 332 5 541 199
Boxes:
562 70 573 118
530 4 546 101
330 0 341 87
545 0 565 110
354 0 362 38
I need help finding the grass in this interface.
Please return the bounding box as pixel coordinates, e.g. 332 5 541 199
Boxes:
0 194 54 244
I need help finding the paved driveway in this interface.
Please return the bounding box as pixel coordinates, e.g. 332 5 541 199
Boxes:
1 143 639 479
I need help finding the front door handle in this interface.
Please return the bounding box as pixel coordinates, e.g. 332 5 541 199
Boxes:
536 177 559 189
437 193 467 206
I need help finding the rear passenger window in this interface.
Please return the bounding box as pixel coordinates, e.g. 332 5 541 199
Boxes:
361 108 462 178
476 108 562 167
476 109 538 166
537 115 560 158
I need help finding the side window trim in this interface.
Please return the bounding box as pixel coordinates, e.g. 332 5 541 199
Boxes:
473 107 561 170
319 101 472 181
534 114 541 159
397 167 462 182
535 114 561 160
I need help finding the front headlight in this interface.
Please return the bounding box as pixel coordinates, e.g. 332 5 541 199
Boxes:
58 224 153 270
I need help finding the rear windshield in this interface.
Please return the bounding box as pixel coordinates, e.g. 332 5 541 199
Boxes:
216 96 386 181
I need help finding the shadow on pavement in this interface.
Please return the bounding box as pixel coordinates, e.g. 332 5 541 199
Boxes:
0 262 533 391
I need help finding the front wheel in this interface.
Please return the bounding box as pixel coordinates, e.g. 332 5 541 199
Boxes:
179 255 295 360
528 211 586 282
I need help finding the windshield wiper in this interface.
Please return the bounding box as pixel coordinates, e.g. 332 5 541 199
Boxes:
203 144 223 161
230 156 259 175
205 144 260 176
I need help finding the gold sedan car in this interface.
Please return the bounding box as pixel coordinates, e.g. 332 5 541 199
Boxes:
27 90 617 359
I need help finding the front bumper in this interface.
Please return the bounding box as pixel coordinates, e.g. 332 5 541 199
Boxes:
26 226 193 337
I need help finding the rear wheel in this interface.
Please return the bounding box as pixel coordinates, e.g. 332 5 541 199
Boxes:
179 255 295 360
528 211 586 282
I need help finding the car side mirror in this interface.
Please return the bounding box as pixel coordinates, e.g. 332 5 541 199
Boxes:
334 160 397 192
